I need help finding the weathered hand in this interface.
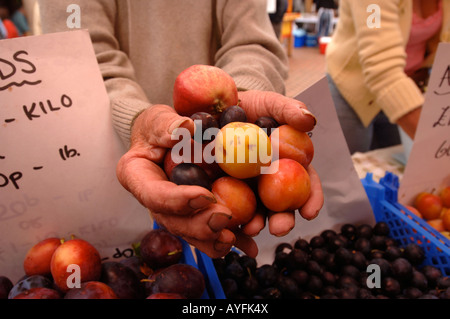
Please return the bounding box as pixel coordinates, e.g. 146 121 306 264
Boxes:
116 104 258 258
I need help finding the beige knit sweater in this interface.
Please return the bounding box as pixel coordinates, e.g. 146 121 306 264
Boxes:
38 0 289 145
326 0 450 127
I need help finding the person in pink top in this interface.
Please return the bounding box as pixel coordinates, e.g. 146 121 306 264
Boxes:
405 0 444 92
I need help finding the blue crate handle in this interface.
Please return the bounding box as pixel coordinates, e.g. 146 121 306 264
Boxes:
362 172 450 276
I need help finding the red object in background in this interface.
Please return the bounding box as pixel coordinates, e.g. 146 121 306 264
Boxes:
3 19 19 38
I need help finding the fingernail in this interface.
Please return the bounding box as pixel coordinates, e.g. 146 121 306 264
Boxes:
214 230 236 252
273 227 293 237
208 212 232 233
301 108 317 126
306 210 320 221
189 195 216 210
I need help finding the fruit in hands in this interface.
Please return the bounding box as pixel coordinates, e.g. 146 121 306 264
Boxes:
170 163 212 191
50 238 102 293
258 158 311 212
219 105 247 128
148 263 205 299
215 122 272 179
254 117 279 136
164 140 222 181
190 112 219 144
414 192 443 220
270 124 314 169
64 281 118 299
23 237 61 277
211 176 257 230
139 229 183 270
173 64 238 119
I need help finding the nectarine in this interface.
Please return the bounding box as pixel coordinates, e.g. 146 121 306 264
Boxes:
258 158 311 212
23 237 61 277
427 219 445 232
215 122 272 179
403 205 423 219
440 186 450 208
270 125 314 168
211 176 257 229
442 207 450 232
414 192 443 220
50 238 102 293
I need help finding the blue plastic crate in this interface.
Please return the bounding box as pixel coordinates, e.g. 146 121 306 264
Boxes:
153 222 226 299
362 172 450 276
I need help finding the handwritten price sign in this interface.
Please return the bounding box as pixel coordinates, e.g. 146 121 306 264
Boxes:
399 43 450 204
0 30 150 282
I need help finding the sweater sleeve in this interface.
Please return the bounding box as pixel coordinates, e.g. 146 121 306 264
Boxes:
38 0 151 146
214 0 289 94
348 0 423 123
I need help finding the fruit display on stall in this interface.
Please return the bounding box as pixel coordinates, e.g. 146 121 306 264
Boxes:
404 186 450 239
213 222 450 299
0 229 206 299
167 64 315 230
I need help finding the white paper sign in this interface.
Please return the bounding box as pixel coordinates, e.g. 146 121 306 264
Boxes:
254 77 374 265
399 43 450 205
0 30 151 282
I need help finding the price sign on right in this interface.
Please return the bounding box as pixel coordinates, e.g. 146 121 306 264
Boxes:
399 43 450 205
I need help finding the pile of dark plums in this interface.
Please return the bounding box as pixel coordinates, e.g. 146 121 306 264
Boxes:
213 222 450 299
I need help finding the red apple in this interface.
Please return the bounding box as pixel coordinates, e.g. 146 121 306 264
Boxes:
23 237 62 277
50 238 102 293
173 65 239 119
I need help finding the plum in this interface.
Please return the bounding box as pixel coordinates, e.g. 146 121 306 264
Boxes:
170 163 212 191
100 261 144 299
147 292 186 299
8 275 54 299
140 229 183 270
147 263 205 299
0 276 13 299
12 287 61 299
219 105 247 128
120 256 149 280
191 112 219 144
64 281 118 299
254 117 279 136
